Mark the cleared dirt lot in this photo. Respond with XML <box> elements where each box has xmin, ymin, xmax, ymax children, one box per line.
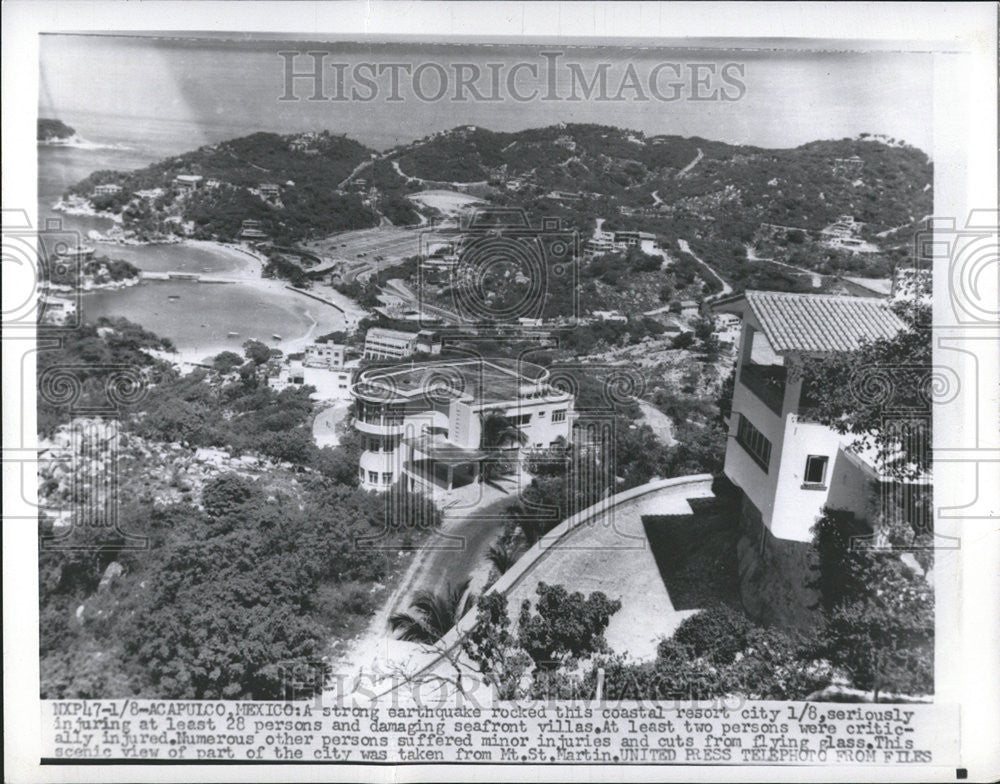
<box><xmin>303</xmin><ymin>226</ymin><xmax>424</xmax><ymax>266</ymax></box>
<box><xmin>407</xmin><ymin>189</ymin><xmax>484</xmax><ymax>216</ymax></box>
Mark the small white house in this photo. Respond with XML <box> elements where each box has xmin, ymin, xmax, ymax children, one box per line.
<box><xmin>173</xmin><ymin>174</ymin><xmax>203</xmax><ymax>190</ymax></box>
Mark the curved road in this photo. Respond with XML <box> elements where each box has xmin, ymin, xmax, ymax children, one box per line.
<box><xmin>677</xmin><ymin>238</ymin><xmax>732</xmax><ymax>301</ymax></box>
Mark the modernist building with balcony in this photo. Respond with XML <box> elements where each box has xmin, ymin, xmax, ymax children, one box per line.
<box><xmin>352</xmin><ymin>358</ymin><xmax>574</xmax><ymax>494</ymax></box>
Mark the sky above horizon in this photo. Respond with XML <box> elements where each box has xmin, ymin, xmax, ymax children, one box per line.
<box><xmin>39</xmin><ymin>34</ymin><xmax>934</xmax><ymax>155</ymax></box>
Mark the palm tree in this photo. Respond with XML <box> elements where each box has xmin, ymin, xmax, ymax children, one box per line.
<box><xmin>486</xmin><ymin>540</ymin><xmax>520</xmax><ymax>576</ymax></box>
<box><xmin>389</xmin><ymin>578</ymin><xmax>474</xmax><ymax>644</ymax></box>
<box><xmin>480</xmin><ymin>408</ymin><xmax>529</xmax><ymax>450</ymax></box>
<box><xmin>479</xmin><ymin>409</ymin><xmax>528</xmax><ymax>481</ymax></box>
<box><xmin>507</xmin><ymin>503</ymin><xmax>544</xmax><ymax>547</ymax></box>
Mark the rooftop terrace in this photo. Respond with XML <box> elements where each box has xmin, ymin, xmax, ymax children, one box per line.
<box><xmin>354</xmin><ymin>358</ymin><xmax>551</xmax><ymax>405</ymax></box>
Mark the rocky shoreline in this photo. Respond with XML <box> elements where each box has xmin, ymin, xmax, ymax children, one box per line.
<box><xmin>52</xmin><ymin>195</ymin><xmax>123</xmax><ymax>225</ymax></box>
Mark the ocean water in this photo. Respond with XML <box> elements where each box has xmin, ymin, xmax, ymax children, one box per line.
<box><xmin>83</xmin><ymin>280</ymin><xmax>325</xmax><ymax>357</ymax></box>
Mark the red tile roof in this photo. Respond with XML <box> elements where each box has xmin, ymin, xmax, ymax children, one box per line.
<box><xmin>742</xmin><ymin>291</ymin><xmax>905</xmax><ymax>353</ymax></box>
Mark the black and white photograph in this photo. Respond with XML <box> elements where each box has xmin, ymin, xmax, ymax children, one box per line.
<box><xmin>3</xmin><ymin>2</ymin><xmax>998</xmax><ymax>781</ymax></box>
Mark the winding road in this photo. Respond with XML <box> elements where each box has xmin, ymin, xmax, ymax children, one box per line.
<box><xmin>677</xmin><ymin>238</ymin><xmax>732</xmax><ymax>301</ymax></box>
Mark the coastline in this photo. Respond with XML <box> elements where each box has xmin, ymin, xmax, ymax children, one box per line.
<box><xmin>52</xmin><ymin>196</ymin><xmax>123</xmax><ymax>225</ymax></box>
<box><xmin>108</xmin><ymin>238</ymin><xmax>366</xmax><ymax>366</ymax></box>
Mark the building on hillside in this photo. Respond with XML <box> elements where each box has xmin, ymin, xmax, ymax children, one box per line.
<box><xmin>92</xmin><ymin>183</ymin><xmax>122</xmax><ymax>197</ymax></box>
<box><xmin>713</xmin><ymin>313</ymin><xmax>742</xmax><ymax>347</ymax></box>
<box><xmin>268</xmin><ymin>343</ymin><xmax>358</xmax><ymax>401</ymax></box>
<box><xmin>363</xmin><ymin>327</ymin><xmax>419</xmax><ymax>359</ymax></box>
<box><xmin>362</xmin><ymin>326</ymin><xmax>442</xmax><ymax>358</ymax></box>
<box><xmin>304</xmin><ymin>341</ymin><xmax>346</xmax><ymax>369</ymax></box>
<box><xmin>39</xmin><ymin>295</ymin><xmax>78</xmax><ymax>326</ymax></box>
<box><xmin>613</xmin><ymin>230</ymin><xmax>658</xmax><ymax>254</ymax></box>
<box><xmin>173</xmin><ymin>174</ymin><xmax>203</xmax><ymax>190</ymax></box>
<box><xmin>545</xmin><ymin>190</ymin><xmax>584</xmax><ymax>202</ymax></box>
<box><xmin>258</xmin><ymin>183</ymin><xmax>281</xmax><ymax>200</ymax></box>
<box><xmin>833</xmin><ymin>155</ymin><xmax>864</xmax><ymax>176</ymax></box>
<box><xmin>415</xmin><ymin>330</ymin><xmax>443</xmax><ymax>355</ymax></box>
<box><xmin>715</xmin><ymin>291</ymin><xmax>908</xmax><ymax>540</ymax></box>
<box><xmin>819</xmin><ymin>215</ymin><xmax>878</xmax><ymax>252</ymax></box>
<box><xmin>584</xmin><ymin>225</ymin><xmax>617</xmax><ymax>257</ymax></box>
<box><xmin>591</xmin><ymin>310</ymin><xmax>628</xmax><ymax>323</ymax></box>
<box><xmin>712</xmin><ymin>291</ymin><xmax>918</xmax><ymax>627</ymax></box>
<box><xmin>352</xmin><ymin>358</ymin><xmax>574</xmax><ymax>493</ymax></box>
<box><xmin>239</xmin><ymin>220</ymin><xmax>268</xmax><ymax>240</ymax></box>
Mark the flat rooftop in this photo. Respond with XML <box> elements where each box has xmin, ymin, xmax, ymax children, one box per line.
<box><xmin>355</xmin><ymin>358</ymin><xmax>550</xmax><ymax>405</ymax></box>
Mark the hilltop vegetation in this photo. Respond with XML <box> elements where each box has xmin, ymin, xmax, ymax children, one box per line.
<box><xmin>66</xmin><ymin>131</ymin><xmax>378</xmax><ymax>243</ymax></box>
<box><xmin>393</xmin><ymin>124</ymin><xmax>930</xmax><ymax>291</ymax></box>
<box><xmin>38</xmin><ymin>118</ymin><xmax>76</xmax><ymax>141</ymax></box>
<box><xmin>395</xmin><ymin>124</ymin><xmax>726</xmax><ymax>190</ymax></box>
<box><xmin>66</xmin><ymin>123</ymin><xmax>930</xmax><ymax>291</ymax></box>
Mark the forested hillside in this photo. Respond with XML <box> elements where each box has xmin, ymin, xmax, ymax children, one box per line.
<box><xmin>65</xmin><ymin>132</ymin><xmax>380</xmax><ymax>243</ymax></box>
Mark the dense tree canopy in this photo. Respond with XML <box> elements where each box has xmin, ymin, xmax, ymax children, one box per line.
<box><xmin>797</xmin><ymin>302</ymin><xmax>931</xmax><ymax>478</ymax></box>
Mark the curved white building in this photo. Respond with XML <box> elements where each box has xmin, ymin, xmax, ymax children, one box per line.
<box><xmin>353</xmin><ymin>358</ymin><xmax>574</xmax><ymax>493</ymax></box>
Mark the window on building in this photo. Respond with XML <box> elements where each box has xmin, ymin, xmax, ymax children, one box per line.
<box><xmin>736</xmin><ymin>414</ymin><xmax>772</xmax><ymax>472</ymax></box>
<box><xmin>509</xmin><ymin>413</ymin><xmax>532</xmax><ymax>426</ymax></box>
<box><xmin>537</xmin><ymin>410</ymin><xmax>547</xmax><ymax>417</ymax></box>
<box><xmin>382</xmin><ymin>472</ymin><xmax>393</xmax><ymax>485</ymax></box>
<box><xmin>368</xmin><ymin>470</ymin><xmax>378</xmax><ymax>484</ymax></box>
<box><xmin>359</xmin><ymin>466</ymin><xmax>365</xmax><ymax>481</ymax></box>
<box><xmin>803</xmin><ymin>455</ymin><xmax>829</xmax><ymax>487</ymax></box>
<box><xmin>551</xmin><ymin>409</ymin><xmax>567</xmax><ymax>423</ymax></box>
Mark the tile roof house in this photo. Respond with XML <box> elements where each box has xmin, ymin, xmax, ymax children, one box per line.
<box><xmin>712</xmin><ymin>291</ymin><xmax>913</xmax><ymax>627</ymax></box>
<box><xmin>713</xmin><ymin>291</ymin><xmax>916</xmax><ymax>541</ymax></box>
<box><xmin>730</xmin><ymin>290</ymin><xmax>904</xmax><ymax>353</ymax></box>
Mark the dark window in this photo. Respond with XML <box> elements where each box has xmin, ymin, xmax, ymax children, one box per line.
<box><xmin>804</xmin><ymin>455</ymin><xmax>829</xmax><ymax>486</ymax></box>
<box><xmin>551</xmin><ymin>409</ymin><xmax>567</xmax><ymax>423</ymax></box>
<box><xmin>736</xmin><ymin>414</ymin><xmax>772</xmax><ymax>472</ymax></box>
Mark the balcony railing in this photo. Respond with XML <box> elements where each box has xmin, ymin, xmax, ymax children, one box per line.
<box><xmin>358</xmin><ymin>413</ymin><xmax>405</xmax><ymax>426</ymax></box>
<box><xmin>739</xmin><ymin>363</ymin><xmax>787</xmax><ymax>416</ymax></box>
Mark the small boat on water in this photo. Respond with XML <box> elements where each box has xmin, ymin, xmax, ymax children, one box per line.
<box><xmin>227</xmin><ymin>331</ymin><xmax>240</xmax><ymax>338</ymax></box>
<box><xmin>167</xmin><ymin>294</ymin><xmax>181</xmax><ymax>301</ymax></box>
<box><xmin>271</xmin><ymin>334</ymin><xmax>282</xmax><ymax>340</ymax></box>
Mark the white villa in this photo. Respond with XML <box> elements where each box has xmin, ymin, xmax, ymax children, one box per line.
<box><xmin>715</xmin><ymin>291</ymin><xmax>907</xmax><ymax>541</ymax></box>
<box><xmin>268</xmin><ymin>342</ymin><xmax>358</xmax><ymax>402</ymax></box>
<box><xmin>352</xmin><ymin>358</ymin><xmax>574</xmax><ymax>493</ymax></box>
<box><xmin>713</xmin><ymin>291</ymin><xmax>916</xmax><ymax>626</ymax></box>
